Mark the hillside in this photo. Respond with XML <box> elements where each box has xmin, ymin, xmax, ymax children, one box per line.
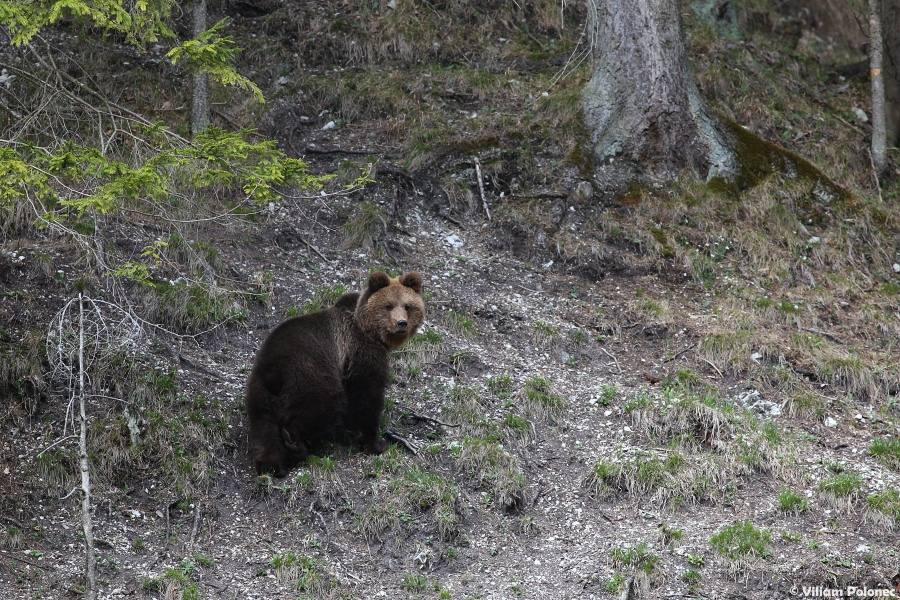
<box><xmin>1</xmin><ymin>1</ymin><xmax>898</xmax><ymax>599</ymax></box>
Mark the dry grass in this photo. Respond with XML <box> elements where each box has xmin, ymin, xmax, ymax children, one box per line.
<box><xmin>455</xmin><ymin>435</ymin><xmax>526</xmax><ymax>511</ymax></box>
<box><xmin>356</xmin><ymin>446</ymin><xmax>460</xmax><ymax>541</ymax></box>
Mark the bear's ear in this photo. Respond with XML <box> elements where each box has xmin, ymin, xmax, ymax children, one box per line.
<box><xmin>400</xmin><ymin>272</ymin><xmax>423</xmax><ymax>294</ymax></box>
<box><xmin>366</xmin><ymin>271</ymin><xmax>391</xmax><ymax>294</ymax></box>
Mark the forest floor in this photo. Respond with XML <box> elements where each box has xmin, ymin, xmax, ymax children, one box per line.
<box><xmin>1</xmin><ymin>2</ymin><xmax>899</xmax><ymax>599</ymax></box>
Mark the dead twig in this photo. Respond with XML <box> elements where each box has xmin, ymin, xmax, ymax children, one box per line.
<box><xmin>663</xmin><ymin>342</ymin><xmax>697</xmax><ymax>363</ymax></box>
<box><xmin>309</xmin><ymin>500</ymin><xmax>329</xmax><ymax>534</ymax></box>
<box><xmin>600</xmin><ymin>346</ymin><xmax>622</xmax><ymax>374</ymax></box>
<box><xmin>384</xmin><ymin>429</ymin><xmax>419</xmax><ymax>455</ymax></box>
<box><xmin>400</xmin><ymin>407</ymin><xmax>459</xmax><ymax>428</ymax></box>
<box><xmin>701</xmin><ymin>357</ymin><xmax>724</xmax><ymax>378</ymax></box>
<box><xmin>473</xmin><ymin>157</ymin><xmax>492</xmax><ymax>221</ymax></box>
<box><xmin>799</xmin><ymin>326</ymin><xmax>844</xmax><ymax>344</ymax></box>
<box><xmin>0</xmin><ymin>551</ymin><xmax>49</xmax><ymax>571</ymax></box>
<box><xmin>36</xmin><ymin>435</ymin><xmax>77</xmax><ymax>457</ymax></box>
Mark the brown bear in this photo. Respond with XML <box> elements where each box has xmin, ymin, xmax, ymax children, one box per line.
<box><xmin>245</xmin><ymin>271</ymin><xmax>425</xmax><ymax>476</ymax></box>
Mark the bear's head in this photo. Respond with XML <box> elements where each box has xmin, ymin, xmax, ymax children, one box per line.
<box><xmin>356</xmin><ymin>271</ymin><xmax>425</xmax><ymax>348</ymax></box>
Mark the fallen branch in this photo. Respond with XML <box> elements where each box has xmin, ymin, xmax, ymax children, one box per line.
<box><xmin>600</xmin><ymin>346</ymin><xmax>622</xmax><ymax>374</ymax></box>
<box><xmin>309</xmin><ymin>500</ymin><xmax>329</xmax><ymax>534</ymax></box>
<box><xmin>663</xmin><ymin>342</ymin><xmax>697</xmax><ymax>363</ymax></box>
<box><xmin>384</xmin><ymin>429</ymin><xmax>419</xmax><ymax>455</ymax></box>
<box><xmin>799</xmin><ymin>326</ymin><xmax>844</xmax><ymax>345</ymax></box>
<box><xmin>701</xmin><ymin>357</ymin><xmax>724</xmax><ymax>378</ymax></box>
<box><xmin>400</xmin><ymin>407</ymin><xmax>459</xmax><ymax>428</ymax></box>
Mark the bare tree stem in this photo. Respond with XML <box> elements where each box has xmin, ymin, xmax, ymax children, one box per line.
<box><xmin>870</xmin><ymin>0</ymin><xmax>887</xmax><ymax>174</ymax></box>
<box><xmin>78</xmin><ymin>293</ymin><xmax>97</xmax><ymax>600</ymax></box>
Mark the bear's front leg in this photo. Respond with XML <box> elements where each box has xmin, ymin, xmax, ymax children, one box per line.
<box><xmin>345</xmin><ymin>376</ymin><xmax>388</xmax><ymax>454</ymax></box>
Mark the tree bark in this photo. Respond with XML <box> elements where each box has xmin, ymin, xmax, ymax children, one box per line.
<box><xmin>191</xmin><ymin>0</ymin><xmax>210</xmax><ymax>135</ymax></box>
<box><xmin>882</xmin><ymin>0</ymin><xmax>900</xmax><ymax>149</ymax></box>
<box><xmin>870</xmin><ymin>0</ymin><xmax>888</xmax><ymax>174</ymax></box>
<box><xmin>582</xmin><ymin>0</ymin><xmax>735</xmax><ymax>181</ymax></box>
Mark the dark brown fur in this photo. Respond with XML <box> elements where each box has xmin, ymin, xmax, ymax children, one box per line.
<box><xmin>245</xmin><ymin>272</ymin><xmax>425</xmax><ymax>476</ymax></box>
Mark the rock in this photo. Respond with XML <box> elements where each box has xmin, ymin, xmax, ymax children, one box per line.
<box><xmin>572</xmin><ymin>181</ymin><xmax>593</xmax><ymax>203</ymax></box>
<box><xmin>852</xmin><ymin>107</ymin><xmax>868</xmax><ymax>123</ymax></box>
<box><xmin>824</xmin><ymin>416</ymin><xmax>838</xmax><ymax>428</ymax></box>
<box><xmin>893</xmin><ymin>263</ymin><xmax>900</xmax><ymax>273</ymax></box>
<box><xmin>807</xmin><ymin>236</ymin><xmax>821</xmax><ymax>245</ymax></box>
<box><xmin>735</xmin><ymin>389</ymin><xmax>781</xmax><ymax>417</ymax></box>
<box><xmin>321</xmin><ymin>120</ymin><xmax>336</xmax><ymax>130</ymax></box>
<box><xmin>444</xmin><ymin>233</ymin><xmax>464</xmax><ymax>249</ymax></box>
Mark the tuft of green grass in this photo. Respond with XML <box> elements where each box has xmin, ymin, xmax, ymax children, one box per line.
<box><xmin>604</xmin><ymin>573</ymin><xmax>625</xmax><ymax>593</ymax></box>
<box><xmin>659</xmin><ymin>523</ymin><xmax>684</xmax><ymax>546</ymax></box>
<box><xmin>400</xmin><ymin>573</ymin><xmax>428</xmax><ymax>592</ymax></box>
<box><xmin>504</xmin><ymin>413</ymin><xmax>533</xmax><ymax>439</ymax></box>
<box><xmin>357</xmin><ymin>460</ymin><xmax>459</xmax><ymax>541</ymax></box>
<box><xmin>446</xmin><ymin>309</ymin><xmax>476</xmax><ymax>337</ymax></box>
<box><xmin>523</xmin><ymin>376</ymin><xmax>566</xmax><ymax>421</ymax></box>
<box><xmin>818</xmin><ymin>471</ymin><xmax>863</xmax><ymax>511</ymax></box>
<box><xmin>270</xmin><ymin>552</ymin><xmax>334</xmax><ymax>594</ymax></box>
<box><xmin>777</xmin><ymin>488</ymin><xmax>809</xmax><ymax>514</ymax></box>
<box><xmin>343</xmin><ymin>200</ymin><xmax>385</xmax><ymax>249</ymax></box>
<box><xmin>456</xmin><ymin>436</ymin><xmax>526</xmax><ymax>511</ymax></box>
<box><xmin>686</xmin><ymin>553</ymin><xmax>705</xmax><ymax>568</ymax></box>
<box><xmin>598</xmin><ymin>384</ymin><xmax>617</xmax><ymax>407</ymax></box>
<box><xmin>586</xmin><ymin>458</ymin><xmax>622</xmax><ymax>498</ymax></box>
<box><xmin>610</xmin><ymin>542</ymin><xmax>659</xmax><ymax>575</ymax></box>
<box><xmin>301</xmin><ymin>284</ymin><xmax>347</xmax><ymax>315</ymax></box>
<box><xmin>864</xmin><ymin>489</ymin><xmax>899</xmax><ymax>529</ymax></box>
<box><xmin>784</xmin><ymin>391</ymin><xmax>825</xmax><ymax>418</ymax></box>
<box><xmin>532</xmin><ymin>320</ymin><xmax>559</xmax><ymax>339</ymax></box>
<box><xmin>709</xmin><ymin>521</ymin><xmax>771</xmax><ymax>564</ymax></box>
<box><xmin>623</xmin><ymin>391</ymin><xmax>652</xmax><ymax>414</ymax></box>
<box><xmin>487</xmin><ymin>374</ymin><xmax>515</xmax><ymax>401</ymax></box>
<box><xmin>682</xmin><ymin>568</ymin><xmax>702</xmax><ymax>586</ymax></box>
<box><xmin>147</xmin><ymin>281</ymin><xmax>245</xmax><ymax>332</ymax></box>
<box><xmin>868</xmin><ymin>438</ymin><xmax>900</xmax><ymax>469</ymax></box>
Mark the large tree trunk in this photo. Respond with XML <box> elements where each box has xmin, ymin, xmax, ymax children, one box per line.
<box><xmin>582</xmin><ymin>0</ymin><xmax>735</xmax><ymax>181</ymax></box>
<box><xmin>191</xmin><ymin>0</ymin><xmax>210</xmax><ymax>135</ymax></box>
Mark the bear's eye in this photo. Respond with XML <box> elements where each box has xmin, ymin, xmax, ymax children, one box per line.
<box><xmin>404</xmin><ymin>303</ymin><xmax>414</xmax><ymax>312</ymax></box>
<box><xmin>385</xmin><ymin>304</ymin><xmax>395</xmax><ymax>311</ymax></box>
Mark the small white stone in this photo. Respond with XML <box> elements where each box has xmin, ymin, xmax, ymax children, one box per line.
<box><xmin>824</xmin><ymin>416</ymin><xmax>838</xmax><ymax>428</ymax></box>
<box><xmin>321</xmin><ymin>120</ymin><xmax>336</xmax><ymax>130</ymax></box>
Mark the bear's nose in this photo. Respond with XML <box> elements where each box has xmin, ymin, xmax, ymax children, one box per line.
<box><xmin>397</xmin><ymin>320</ymin><xmax>408</xmax><ymax>330</ymax></box>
